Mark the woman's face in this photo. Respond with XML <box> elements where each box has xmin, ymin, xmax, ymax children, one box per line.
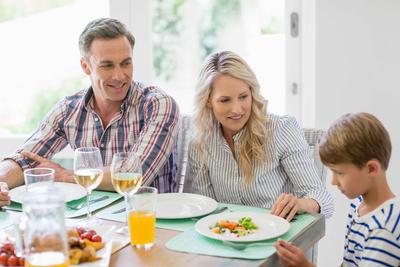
<box><xmin>208</xmin><ymin>74</ymin><xmax>252</xmax><ymax>137</ymax></box>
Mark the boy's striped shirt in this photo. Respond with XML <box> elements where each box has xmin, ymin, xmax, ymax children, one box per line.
<box><xmin>343</xmin><ymin>196</ymin><xmax>400</xmax><ymax>266</ymax></box>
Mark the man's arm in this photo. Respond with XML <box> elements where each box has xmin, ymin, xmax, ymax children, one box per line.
<box><xmin>0</xmin><ymin>159</ymin><xmax>23</xmax><ymax>206</ymax></box>
<box><xmin>21</xmin><ymin>152</ymin><xmax>115</xmax><ymax>191</ymax></box>
<box><xmin>132</xmin><ymin>93</ymin><xmax>179</xmax><ymax>186</ymax></box>
<box><xmin>0</xmin><ymin>159</ymin><xmax>24</xmax><ymax>189</ymax></box>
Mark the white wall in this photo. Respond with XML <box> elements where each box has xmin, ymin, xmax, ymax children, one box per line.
<box><xmin>304</xmin><ymin>1</ymin><xmax>400</xmax><ymax>266</ymax></box>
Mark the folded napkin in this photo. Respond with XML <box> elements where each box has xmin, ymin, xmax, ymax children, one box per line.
<box><xmin>3</xmin><ymin>191</ymin><xmax>122</xmax><ymax>218</ymax></box>
<box><xmin>166</xmin><ymin>212</ymin><xmax>316</xmax><ymax>260</ymax></box>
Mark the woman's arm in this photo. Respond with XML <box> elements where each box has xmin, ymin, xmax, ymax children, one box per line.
<box><xmin>187</xmin><ymin>143</ymin><xmax>216</xmax><ymax>199</ymax></box>
<box><xmin>274</xmin><ymin>116</ymin><xmax>334</xmax><ymax>218</ymax></box>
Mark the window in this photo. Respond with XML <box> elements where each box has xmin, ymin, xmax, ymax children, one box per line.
<box><xmin>150</xmin><ymin>0</ymin><xmax>286</xmax><ymax>115</ymax></box>
<box><xmin>0</xmin><ymin>0</ymin><xmax>109</xmax><ymax>136</ymax></box>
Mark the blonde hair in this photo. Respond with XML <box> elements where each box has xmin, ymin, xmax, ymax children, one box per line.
<box><xmin>192</xmin><ymin>51</ymin><xmax>268</xmax><ymax>182</ymax></box>
<box><xmin>319</xmin><ymin>112</ymin><xmax>391</xmax><ymax>170</ymax></box>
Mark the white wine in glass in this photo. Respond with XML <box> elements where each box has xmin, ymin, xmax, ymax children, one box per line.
<box><xmin>111</xmin><ymin>172</ymin><xmax>142</xmax><ymax>195</ymax></box>
<box><xmin>111</xmin><ymin>152</ymin><xmax>143</xmax><ymax>196</ymax></box>
<box><xmin>73</xmin><ymin>147</ymin><xmax>103</xmax><ymax>226</ymax></box>
<box><xmin>74</xmin><ymin>168</ymin><xmax>103</xmax><ymax>191</ymax></box>
<box><xmin>111</xmin><ymin>152</ymin><xmax>143</xmax><ymax>234</ymax></box>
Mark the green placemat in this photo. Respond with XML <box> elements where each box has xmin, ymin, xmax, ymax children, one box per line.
<box><xmin>0</xmin><ymin>211</ymin><xmax>13</xmax><ymax>230</ymax></box>
<box><xmin>97</xmin><ymin>201</ymin><xmax>216</xmax><ymax>231</ymax></box>
<box><xmin>65</xmin><ymin>190</ymin><xmax>122</xmax><ymax>218</ymax></box>
<box><xmin>157</xmin><ymin>203</ymin><xmax>268</xmax><ymax>231</ymax></box>
<box><xmin>96</xmin><ymin>202</ymin><xmax>241</xmax><ymax>231</ymax></box>
<box><xmin>3</xmin><ymin>191</ymin><xmax>122</xmax><ymax>218</ymax></box>
<box><xmin>96</xmin><ymin>200</ymin><xmax>126</xmax><ymax>222</ymax></box>
<box><xmin>165</xmin><ymin>212</ymin><xmax>316</xmax><ymax>260</ymax></box>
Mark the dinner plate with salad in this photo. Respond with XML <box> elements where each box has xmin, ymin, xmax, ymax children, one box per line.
<box><xmin>194</xmin><ymin>211</ymin><xmax>290</xmax><ymax>242</ymax></box>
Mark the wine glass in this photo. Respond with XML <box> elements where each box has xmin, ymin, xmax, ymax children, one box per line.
<box><xmin>111</xmin><ymin>152</ymin><xmax>143</xmax><ymax>234</ymax></box>
<box><xmin>73</xmin><ymin>147</ymin><xmax>103</xmax><ymax>226</ymax></box>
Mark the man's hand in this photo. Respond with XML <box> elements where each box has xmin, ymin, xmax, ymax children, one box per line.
<box><xmin>21</xmin><ymin>151</ymin><xmax>74</xmax><ymax>183</ymax></box>
<box><xmin>0</xmin><ymin>182</ymin><xmax>10</xmax><ymax>207</ymax></box>
<box><xmin>274</xmin><ymin>239</ymin><xmax>314</xmax><ymax>267</ymax></box>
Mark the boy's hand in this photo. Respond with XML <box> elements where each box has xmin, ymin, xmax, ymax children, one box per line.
<box><xmin>274</xmin><ymin>239</ymin><xmax>314</xmax><ymax>267</ymax></box>
<box><xmin>0</xmin><ymin>182</ymin><xmax>11</xmax><ymax>207</ymax></box>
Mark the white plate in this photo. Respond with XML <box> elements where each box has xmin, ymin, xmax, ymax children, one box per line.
<box><xmin>155</xmin><ymin>193</ymin><xmax>218</xmax><ymax>219</ymax></box>
<box><xmin>9</xmin><ymin>182</ymin><xmax>86</xmax><ymax>203</ymax></box>
<box><xmin>195</xmin><ymin>211</ymin><xmax>290</xmax><ymax>242</ymax></box>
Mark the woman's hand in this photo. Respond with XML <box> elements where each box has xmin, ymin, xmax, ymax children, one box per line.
<box><xmin>21</xmin><ymin>151</ymin><xmax>74</xmax><ymax>183</ymax></box>
<box><xmin>271</xmin><ymin>193</ymin><xmax>321</xmax><ymax>221</ymax></box>
<box><xmin>271</xmin><ymin>193</ymin><xmax>299</xmax><ymax>221</ymax></box>
<box><xmin>274</xmin><ymin>239</ymin><xmax>315</xmax><ymax>267</ymax></box>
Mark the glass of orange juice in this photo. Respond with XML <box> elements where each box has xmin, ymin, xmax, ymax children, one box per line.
<box><xmin>126</xmin><ymin>186</ymin><xmax>158</xmax><ymax>249</ymax></box>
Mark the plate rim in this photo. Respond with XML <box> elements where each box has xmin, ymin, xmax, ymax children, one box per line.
<box><xmin>9</xmin><ymin>182</ymin><xmax>86</xmax><ymax>203</ymax></box>
<box><xmin>155</xmin><ymin>193</ymin><xmax>218</xmax><ymax>219</ymax></box>
<box><xmin>194</xmin><ymin>211</ymin><xmax>290</xmax><ymax>242</ymax></box>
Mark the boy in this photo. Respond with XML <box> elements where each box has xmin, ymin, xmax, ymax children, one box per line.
<box><xmin>274</xmin><ymin>112</ymin><xmax>400</xmax><ymax>267</ymax></box>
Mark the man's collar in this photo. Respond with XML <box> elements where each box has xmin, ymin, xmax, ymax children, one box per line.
<box><xmin>82</xmin><ymin>82</ymin><xmax>134</xmax><ymax>112</ymax></box>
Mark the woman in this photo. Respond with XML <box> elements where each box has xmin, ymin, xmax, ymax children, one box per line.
<box><xmin>188</xmin><ymin>51</ymin><xmax>333</xmax><ymax>220</ymax></box>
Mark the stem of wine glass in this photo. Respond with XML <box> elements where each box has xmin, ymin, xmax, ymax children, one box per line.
<box><xmin>86</xmin><ymin>190</ymin><xmax>92</xmax><ymax>219</ymax></box>
<box><xmin>124</xmin><ymin>193</ymin><xmax>129</xmax><ymax>221</ymax></box>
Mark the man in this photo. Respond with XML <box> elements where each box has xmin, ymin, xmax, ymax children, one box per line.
<box><xmin>0</xmin><ymin>18</ymin><xmax>179</xmax><ymax>206</ymax></box>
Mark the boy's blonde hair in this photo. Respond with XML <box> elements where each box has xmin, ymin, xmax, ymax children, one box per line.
<box><xmin>192</xmin><ymin>51</ymin><xmax>268</xmax><ymax>182</ymax></box>
<box><xmin>319</xmin><ymin>112</ymin><xmax>391</xmax><ymax>170</ymax></box>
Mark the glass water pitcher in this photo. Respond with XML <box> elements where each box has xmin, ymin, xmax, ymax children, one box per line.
<box><xmin>15</xmin><ymin>188</ymin><xmax>69</xmax><ymax>267</ymax></box>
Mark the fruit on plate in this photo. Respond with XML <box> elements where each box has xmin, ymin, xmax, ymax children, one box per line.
<box><xmin>0</xmin><ymin>241</ymin><xmax>25</xmax><ymax>266</ymax></box>
<box><xmin>67</xmin><ymin>227</ymin><xmax>104</xmax><ymax>265</ymax></box>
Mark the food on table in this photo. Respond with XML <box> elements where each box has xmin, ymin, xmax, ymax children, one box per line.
<box><xmin>67</xmin><ymin>227</ymin><xmax>104</xmax><ymax>265</ymax></box>
<box><xmin>210</xmin><ymin>216</ymin><xmax>258</xmax><ymax>237</ymax></box>
<box><xmin>0</xmin><ymin>241</ymin><xmax>25</xmax><ymax>266</ymax></box>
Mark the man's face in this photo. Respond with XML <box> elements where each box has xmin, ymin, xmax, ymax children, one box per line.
<box><xmin>80</xmin><ymin>36</ymin><xmax>133</xmax><ymax>105</ymax></box>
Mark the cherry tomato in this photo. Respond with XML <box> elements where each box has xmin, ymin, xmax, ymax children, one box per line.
<box><xmin>7</xmin><ymin>255</ymin><xmax>18</xmax><ymax>266</ymax></box>
<box><xmin>81</xmin><ymin>232</ymin><xmax>93</xmax><ymax>240</ymax></box>
<box><xmin>0</xmin><ymin>253</ymin><xmax>8</xmax><ymax>266</ymax></box>
<box><xmin>76</xmin><ymin>227</ymin><xmax>85</xmax><ymax>235</ymax></box>
<box><xmin>88</xmin><ymin>230</ymin><xmax>97</xmax><ymax>236</ymax></box>
<box><xmin>18</xmin><ymin>256</ymin><xmax>25</xmax><ymax>266</ymax></box>
<box><xmin>91</xmin><ymin>235</ymin><xmax>102</xmax><ymax>242</ymax></box>
<box><xmin>3</xmin><ymin>242</ymin><xmax>14</xmax><ymax>252</ymax></box>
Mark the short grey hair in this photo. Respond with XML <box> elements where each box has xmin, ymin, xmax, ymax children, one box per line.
<box><xmin>79</xmin><ymin>18</ymin><xmax>135</xmax><ymax>57</ymax></box>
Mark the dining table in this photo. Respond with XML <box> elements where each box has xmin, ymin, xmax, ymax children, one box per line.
<box><xmin>1</xmin><ymin>191</ymin><xmax>325</xmax><ymax>267</ymax></box>
<box><xmin>107</xmin><ymin>213</ymin><xmax>324</xmax><ymax>267</ymax></box>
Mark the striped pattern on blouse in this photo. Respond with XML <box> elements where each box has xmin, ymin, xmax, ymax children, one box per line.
<box><xmin>188</xmin><ymin>114</ymin><xmax>334</xmax><ymax>217</ymax></box>
<box><xmin>5</xmin><ymin>81</ymin><xmax>180</xmax><ymax>193</ymax></box>
<box><xmin>343</xmin><ymin>196</ymin><xmax>400</xmax><ymax>267</ymax></box>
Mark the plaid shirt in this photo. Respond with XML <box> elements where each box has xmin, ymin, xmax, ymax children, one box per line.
<box><xmin>7</xmin><ymin>81</ymin><xmax>180</xmax><ymax>193</ymax></box>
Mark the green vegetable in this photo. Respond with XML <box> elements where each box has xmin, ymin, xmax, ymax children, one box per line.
<box><xmin>238</xmin><ymin>217</ymin><xmax>258</xmax><ymax>230</ymax></box>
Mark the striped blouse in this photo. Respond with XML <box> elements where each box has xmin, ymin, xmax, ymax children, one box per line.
<box><xmin>188</xmin><ymin>114</ymin><xmax>334</xmax><ymax>217</ymax></box>
<box><xmin>343</xmin><ymin>196</ymin><xmax>400</xmax><ymax>266</ymax></box>
<box><xmin>6</xmin><ymin>81</ymin><xmax>180</xmax><ymax>193</ymax></box>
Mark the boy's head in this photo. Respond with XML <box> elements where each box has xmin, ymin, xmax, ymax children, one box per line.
<box><xmin>319</xmin><ymin>112</ymin><xmax>391</xmax><ymax>170</ymax></box>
